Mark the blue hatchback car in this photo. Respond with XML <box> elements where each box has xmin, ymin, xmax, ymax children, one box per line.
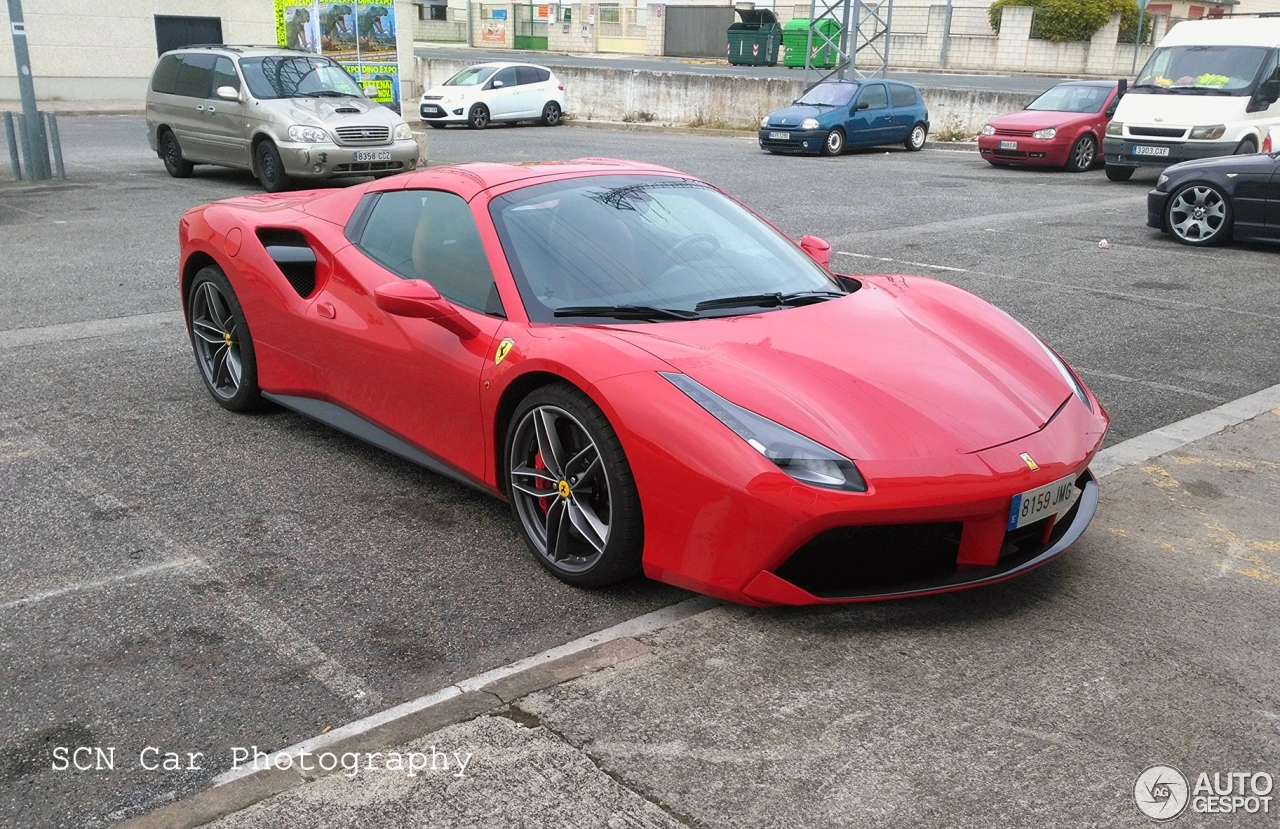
<box><xmin>759</xmin><ymin>79</ymin><xmax>930</xmax><ymax>156</ymax></box>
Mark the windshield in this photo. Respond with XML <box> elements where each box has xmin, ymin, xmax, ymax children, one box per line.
<box><xmin>797</xmin><ymin>83</ymin><xmax>858</xmax><ymax>107</ymax></box>
<box><xmin>489</xmin><ymin>176</ymin><xmax>847</xmax><ymax>323</ymax></box>
<box><xmin>1135</xmin><ymin>45</ymin><xmax>1270</xmax><ymax>94</ymax></box>
<box><xmin>444</xmin><ymin>66</ymin><xmax>497</xmax><ymax>87</ymax></box>
<box><xmin>1026</xmin><ymin>83</ymin><xmax>1111</xmax><ymax>113</ymax></box>
<box><xmin>240</xmin><ymin>56</ymin><xmax>363</xmax><ymax>99</ymax></box>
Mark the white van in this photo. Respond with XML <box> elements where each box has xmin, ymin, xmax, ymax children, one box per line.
<box><xmin>1103</xmin><ymin>18</ymin><xmax>1280</xmax><ymax>181</ymax></box>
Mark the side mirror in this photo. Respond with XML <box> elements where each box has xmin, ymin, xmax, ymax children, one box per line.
<box><xmin>1116</xmin><ymin>78</ymin><xmax>1127</xmax><ymax>98</ymax></box>
<box><xmin>800</xmin><ymin>235</ymin><xmax>831</xmax><ymax>268</ymax></box>
<box><xmin>492</xmin><ymin>79</ymin><xmax>504</xmax><ymax>88</ymax></box>
<box><xmin>1263</xmin><ymin>78</ymin><xmax>1280</xmax><ymax>104</ymax></box>
<box><xmin>374</xmin><ymin>279</ymin><xmax>479</xmax><ymax>339</ymax></box>
<box><xmin>855</xmin><ymin>100</ymin><xmax>870</xmax><ymax>111</ymax></box>
<box><xmin>215</xmin><ymin>85</ymin><xmax>240</xmax><ymax>101</ymax></box>
<box><xmin>364</xmin><ymin>85</ymin><xmax>379</xmax><ymax>99</ymax></box>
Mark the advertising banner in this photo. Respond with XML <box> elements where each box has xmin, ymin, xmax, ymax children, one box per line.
<box><xmin>273</xmin><ymin>0</ymin><xmax>401</xmax><ymax>109</ymax></box>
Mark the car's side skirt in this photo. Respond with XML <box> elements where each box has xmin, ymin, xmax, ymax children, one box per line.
<box><xmin>262</xmin><ymin>392</ymin><xmax>496</xmax><ymax>497</ymax></box>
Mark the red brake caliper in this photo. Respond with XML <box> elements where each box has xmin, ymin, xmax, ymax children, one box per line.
<box><xmin>534</xmin><ymin>451</ymin><xmax>551</xmax><ymax>516</ymax></box>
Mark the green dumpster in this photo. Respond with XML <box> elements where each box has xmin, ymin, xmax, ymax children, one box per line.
<box><xmin>782</xmin><ymin>17</ymin><xmax>841</xmax><ymax>69</ymax></box>
<box><xmin>727</xmin><ymin>9</ymin><xmax>781</xmax><ymax>67</ymax></box>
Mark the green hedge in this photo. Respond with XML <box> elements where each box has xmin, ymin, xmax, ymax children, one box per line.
<box><xmin>989</xmin><ymin>0</ymin><xmax>1153</xmax><ymax>44</ymax></box>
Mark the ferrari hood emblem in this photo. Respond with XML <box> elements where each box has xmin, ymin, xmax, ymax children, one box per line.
<box><xmin>494</xmin><ymin>338</ymin><xmax>515</xmax><ymax>365</ymax></box>
<box><xmin>1020</xmin><ymin>452</ymin><xmax>1039</xmax><ymax>471</ymax></box>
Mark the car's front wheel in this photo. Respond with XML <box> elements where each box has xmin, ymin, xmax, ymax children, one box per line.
<box><xmin>1166</xmin><ymin>182</ymin><xmax>1232</xmax><ymax>246</ymax></box>
<box><xmin>1105</xmin><ymin>164</ymin><xmax>1134</xmax><ymax>182</ymax></box>
<box><xmin>506</xmin><ymin>383</ymin><xmax>643</xmax><ymax>587</ymax></box>
<box><xmin>1065</xmin><ymin>133</ymin><xmax>1096</xmax><ymax>172</ymax></box>
<box><xmin>468</xmin><ymin>104</ymin><xmax>490</xmax><ymax>129</ymax></box>
<box><xmin>187</xmin><ymin>266</ymin><xmax>262</xmax><ymax>412</ymax></box>
<box><xmin>160</xmin><ymin>131</ymin><xmax>194</xmax><ymax>178</ymax></box>
<box><xmin>821</xmin><ymin>128</ymin><xmax>845</xmax><ymax>156</ymax></box>
<box><xmin>905</xmin><ymin>123</ymin><xmax>927</xmax><ymax>151</ymax></box>
<box><xmin>427</xmin><ymin>122</ymin><xmax>447</xmax><ymax>129</ymax></box>
<box><xmin>255</xmin><ymin>140</ymin><xmax>290</xmax><ymax>193</ymax></box>
<box><xmin>541</xmin><ymin>101</ymin><xmax>562</xmax><ymax>126</ymax></box>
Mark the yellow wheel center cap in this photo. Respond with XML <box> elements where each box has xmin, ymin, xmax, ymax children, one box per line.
<box><xmin>223</xmin><ymin>333</ymin><xmax>233</xmax><ymax>348</ymax></box>
<box><xmin>557</xmin><ymin>480</ymin><xmax>571</xmax><ymax>498</ymax></box>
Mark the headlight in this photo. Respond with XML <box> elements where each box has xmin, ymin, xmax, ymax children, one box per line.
<box><xmin>1106</xmin><ymin>121</ymin><xmax>1123</xmax><ymax>136</ymax></box>
<box><xmin>287</xmin><ymin>125</ymin><xmax>331</xmax><ymax>144</ymax></box>
<box><xmin>1032</xmin><ymin>127</ymin><xmax>1057</xmax><ymax>140</ymax></box>
<box><xmin>393</xmin><ymin>123</ymin><xmax>413</xmax><ymax>140</ymax></box>
<box><xmin>800</xmin><ymin>118</ymin><xmax>820</xmax><ymax>130</ymax></box>
<box><xmin>760</xmin><ymin>115</ymin><xmax>770</xmax><ymax>128</ymax></box>
<box><xmin>1157</xmin><ymin>172</ymin><xmax>1169</xmax><ymax>188</ymax></box>
<box><xmin>661</xmin><ymin>373</ymin><xmax>867</xmax><ymax>492</ymax></box>
<box><xmin>981</xmin><ymin>124</ymin><xmax>995</xmax><ymax>136</ymax></box>
<box><xmin>1189</xmin><ymin>124</ymin><xmax>1226</xmax><ymax>140</ymax></box>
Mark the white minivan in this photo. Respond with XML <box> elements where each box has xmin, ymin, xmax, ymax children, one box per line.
<box><xmin>1103</xmin><ymin>18</ymin><xmax>1280</xmax><ymax>181</ymax></box>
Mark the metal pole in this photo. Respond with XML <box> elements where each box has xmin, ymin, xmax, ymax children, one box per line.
<box><xmin>850</xmin><ymin>0</ymin><xmax>860</xmax><ymax>77</ymax></box>
<box><xmin>45</xmin><ymin>111</ymin><xmax>64</xmax><ymax>179</ymax></box>
<box><xmin>7</xmin><ymin>0</ymin><xmax>50</xmax><ymax>180</ymax></box>
<box><xmin>1131</xmin><ymin>7</ymin><xmax>1144</xmax><ymax>75</ymax></box>
<box><xmin>881</xmin><ymin>0</ymin><xmax>892</xmax><ymax>78</ymax></box>
<box><xmin>803</xmin><ymin>0</ymin><xmax>816</xmax><ymax>88</ymax></box>
<box><xmin>940</xmin><ymin>0</ymin><xmax>953</xmax><ymax>68</ymax></box>
<box><xmin>837</xmin><ymin>0</ymin><xmax>853</xmax><ymax>79</ymax></box>
<box><xmin>3</xmin><ymin>111</ymin><xmax>21</xmax><ymax>180</ymax></box>
<box><xmin>15</xmin><ymin>112</ymin><xmax>34</xmax><ymax>179</ymax></box>
<box><xmin>34</xmin><ymin>108</ymin><xmax>50</xmax><ymax>179</ymax></box>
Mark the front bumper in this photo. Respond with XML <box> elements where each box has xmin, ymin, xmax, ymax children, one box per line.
<box><xmin>1103</xmin><ymin>136</ymin><xmax>1238</xmax><ymax>169</ymax></box>
<box><xmin>420</xmin><ymin>101</ymin><xmax>469</xmax><ymax>123</ymax></box>
<box><xmin>758</xmin><ymin>128</ymin><xmax>828</xmax><ymax>154</ymax></box>
<box><xmin>1147</xmin><ymin>188</ymin><xmax>1172</xmax><ymax>229</ymax></box>
<box><xmin>278</xmin><ymin>138</ymin><xmax>419</xmax><ymax>179</ymax></box>
<box><xmin>977</xmin><ymin>135</ymin><xmax>1071</xmax><ymax>166</ymax></box>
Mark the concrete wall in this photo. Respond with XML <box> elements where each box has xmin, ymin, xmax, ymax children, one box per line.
<box><xmin>416</xmin><ymin>56</ymin><xmax>1036</xmax><ymax>134</ymax></box>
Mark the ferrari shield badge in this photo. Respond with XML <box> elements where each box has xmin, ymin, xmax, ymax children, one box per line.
<box><xmin>1020</xmin><ymin>452</ymin><xmax>1039</xmax><ymax>471</ymax></box>
<box><xmin>494</xmin><ymin>338</ymin><xmax>515</xmax><ymax>366</ymax></box>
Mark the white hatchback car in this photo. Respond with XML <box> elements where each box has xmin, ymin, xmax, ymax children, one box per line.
<box><xmin>419</xmin><ymin>62</ymin><xmax>566</xmax><ymax>129</ymax></box>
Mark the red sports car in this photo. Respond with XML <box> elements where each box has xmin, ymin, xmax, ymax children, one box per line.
<box><xmin>178</xmin><ymin>159</ymin><xmax>1108</xmax><ymax>606</ymax></box>
<box><xmin>979</xmin><ymin>80</ymin><xmax>1121</xmax><ymax>172</ymax></box>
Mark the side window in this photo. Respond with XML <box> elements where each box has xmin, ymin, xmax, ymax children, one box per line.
<box><xmin>151</xmin><ymin>54</ymin><xmax>181</xmax><ymax>94</ymax></box>
<box><xmin>491</xmin><ymin>67</ymin><xmax>518</xmax><ymax>88</ymax></box>
<box><xmin>890</xmin><ymin>84</ymin><xmax>916</xmax><ymax>108</ymax></box>
<box><xmin>174</xmin><ymin>53</ymin><xmax>215</xmax><ymax>99</ymax></box>
<box><xmin>857</xmin><ymin>83</ymin><xmax>888</xmax><ymax>110</ymax></box>
<box><xmin>516</xmin><ymin>66</ymin><xmax>540</xmax><ymax>86</ymax></box>
<box><xmin>212</xmin><ymin>57</ymin><xmax>240</xmax><ymax>93</ymax></box>
<box><xmin>535</xmin><ymin>68</ymin><xmax>551</xmax><ymax>83</ymax></box>
<box><xmin>359</xmin><ymin>190</ymin><xmax>499</xmax><ymax>314</ymax></box>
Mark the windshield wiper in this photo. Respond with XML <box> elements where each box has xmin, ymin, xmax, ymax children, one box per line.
<box><xmin>553</xmin><ymin>304</ymin><xmax>700</xmax><ymax>321</ymax></box>
<box><xmin>1130</xmin><ymin>83</ymin><xmax>1171</xmax><ymax>93</ymax></box>
<box><xmin>694</xmin><ymin>290</ymin><xmax>846</xmax><ymax>312</ymax></box>
<box><xmin>298</xmin><ymin>90</ymin><xmax>355</xmax><ymax>98</ymax></box>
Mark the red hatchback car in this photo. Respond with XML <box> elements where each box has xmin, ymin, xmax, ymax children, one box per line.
<box><xmin>979</xmin><ymin>80</ymin><xmax>1121</xmax><ymax>172</ymax></box>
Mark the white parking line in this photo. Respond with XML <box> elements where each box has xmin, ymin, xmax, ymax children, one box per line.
<box><xmin>0</xmin><ymin>311</ymin><xmax>183</xmax><ymax>350</ymax></box>
<box><xmin>1073</xmin><ymin>368</ymin><xmax>1226</xmax><ymax>404</ymax></box>
<box><xmin>0</xmin><ymin>558</ymin><xmax>201</xmax><ymax>611</ymax></box>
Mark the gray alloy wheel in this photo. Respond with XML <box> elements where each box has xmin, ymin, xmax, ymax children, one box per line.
<box><xmin>161</xmin><ymin>131</ymin><xmax>194</xmax><ymax>178</ymax></box>
<box><xmin>1066</xmin><ymin>133</ymin><xmax>1096</xmax><ymax>172</ymax></box>
<box><xmin>187</xmin><ymin>267</ymin><xmax>261</xmax><ymax>411</ymax></box>
<box><xmin>822</xmin><ymin>128</ymin><xmax>845</xmax><ymax>156</ymax></box>
<box><xmin>255</xmin><ymin>140</ymin><xmax>289</xmax><ymax>193</ymax></box>
<box><xmin>468</xmin><ymin>103</ymin><xmax>490</xmax><ymax>129</ymax></box>
<box><xmin>541</xmin><ymin>101</ymin><xmax>562</xmax><ymax>126</ymax></box>
<box><xmin>1166</xmin><ymin>183</ymin><xmax>1232</xmax><ymax>246</ymax></box>
<box><xmin>905</xmin><ymin>123</ymin><xmax>927</xmax><ymax>152</ymax></box>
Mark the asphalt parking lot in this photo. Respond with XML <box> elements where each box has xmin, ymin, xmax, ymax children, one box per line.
<box><xmin>1</xmin><ymin>116</ymin><xmax>1277</xmax><ymax>828</ymax></box>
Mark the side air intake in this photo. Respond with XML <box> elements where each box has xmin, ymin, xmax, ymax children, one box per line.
<box><xmin>256</xmin><ymin>228</ymin><xmax>317</xmax><ymax>298</ymax></box>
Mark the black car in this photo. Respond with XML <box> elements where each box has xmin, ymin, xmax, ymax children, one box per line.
<box><xmin>1147</xmin><ymin>151</ymin><xmax>1280</xmax><ymax>246</ymax></box>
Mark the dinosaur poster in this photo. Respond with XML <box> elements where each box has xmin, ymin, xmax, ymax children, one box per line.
<box><xmin>273</xmin><ymin>0</ymin><xmax>402</xmax><ymax>109</ymax></box>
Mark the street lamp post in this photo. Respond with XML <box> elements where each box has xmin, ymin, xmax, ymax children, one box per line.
<box><xmin>6</xmin><ymin>0</ymin><xmax>50</xmax><ymax>179</ymax></box>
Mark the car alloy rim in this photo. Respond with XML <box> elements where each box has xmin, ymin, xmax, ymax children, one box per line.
<box><xmin>190</xmin><ymin>281</ymin><xmax>243</xmax><ymax>399</ymax></box>
<box><xmin>509</xmin><ymin>405</ymin><xmax>611</xmax><ymax>573</ymax></box>
<box><xmin>546</xmin><ymin>103</ymin><xmax>559</xmax><ymax>124</ymax></box>
<box><xmin>472</xmin><ymin>108</ymin><xmax>487</xmax><ymax>127</ymax></box>
<box><xmin>1075</xmin><ymin>137</ymin><xmax>1093</xmax><ymax>168</ymax></box>
<box><xmin>1169</xmin><ymin>186</ymin><xmax>1226</xmax><ymax>241</ymax></box>
<box><xmin>912</xmin><ymin>126</ymin><xmax>925</xmax><ymax>147</ymax></box>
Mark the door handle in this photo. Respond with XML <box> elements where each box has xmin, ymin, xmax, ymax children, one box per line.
<box><xmin>196</xmin><ymin>105</ymin><xmax>204</xmax><ymax>112</ymax></box>
<box><xmin>317</xmin><ymin>302</ymin><xmax>336</xmax><ymax>319</ymax></box>
<box><xmin>206</xmin><ymin>106</ymin><xmax>216</xmax><ymax>114</ymax></box>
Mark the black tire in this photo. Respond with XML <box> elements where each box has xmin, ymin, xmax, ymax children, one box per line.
<box><xmin>255</xmin><ymin>140</ymin><xmax>290</xmax><ymax>193</ymax></box>
<box><xmin>186</xmin><ymin>266</ymin><xmax>262</xmax><ymax>412</ymax></box>
<box><xmin>1105</xmin><ymin>164</ymin><xmax>1134</xmax><ymax>182</ymax></box>
<box><xmin>821</xmin><ymin>128</ymin><xmax>845</xmax><ymax>156</ymax></box>
<box><xmin>905</xmin><ymin>122</ymin><xmax>927</xmax><ymax>152</ymax></box>
<box><xmin>1235</xmin><ymin>136</ymin><xmax>1258</xmax><ymax>155</ymax></box>
<box><xmin>1165</xmin><ymin>182</ymin><xmax>1233</xmax><ymax>247</ymax></box>
<box><xmin>505</xmin><ymin>382</ymin><xmax>643</xmax><ymax>587</ymax></box>
<box><xmin>540</xmin><ymin>101</ymin><xmax>562</xmax><ymax>126</ymax></box>
<box><xmin>160</xmin><ymin>131</ymin><xmax>194</xmax><ymax>178</ymax></box>
<box><xmin>1065</xmin><ymin>133</ymin><xmax>1097</xmax><ymax>172</ymax></box>
<box><xmin>427</xmin><ymin>121</ymin><xmax>447</xmax><ymax>129</ymax></box>
<box><xmin>468</xmin><ymin>104</ymin><xmax>490</xmax><ymax>130</ymax></box>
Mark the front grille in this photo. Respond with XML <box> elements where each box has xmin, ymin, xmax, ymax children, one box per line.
<box><xmin>423</xmin><ymin>95</ymin><xmax>443</xmax><ymax>100</ymax></box>
<box><xmin>333</xmin><ymin>125</ymin><xmax>391</xmax><ymax>146</ymax></box>
<box><xmin>995</xmin><ymin>127</ymin><xmax>1036</xmax><ymax>137</ymax></box>
<box><xmin>774</xmin><ymin>522</ymin><xmax>963</xmax><ymax>598</ymax></box>
<box><xmin>1130</xmin><ymin>126</ymin><xmax>1186</xmax><ymax>138</ymax></box>
<box><xmin>994</xmin><ymin>148</ymin><xmax>1029</xmax><ymax>158</ymax></box>
<box><xmin>332</xmin><ymin>160</ymin><xmax>406</xmax><ymax>173</ymax></box>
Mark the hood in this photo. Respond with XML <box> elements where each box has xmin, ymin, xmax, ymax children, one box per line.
<box><xmin>423</xmin><ymin>84</ymin><xmax>476</xmax><ymax>101</ymax></box>
<box><xmin>765</xmin><ymin>104</ymin><xmax>830</xmax><ymax>127</ymax></box>
<box><xmin>601</xmin><ymin>277</ymin><xmax>1072</xmax><ymax>461</ymax></box>
<box><xmin>989</xmin><ymin>108</ymin><xmax>1096</xmax><ymax>129</ymax></box>
<box><xmin>1114</xmin><ymin>90</ymin><xmax>1248</xmax><ymax>126</ymax></box>
<box><xmin>264</xmin><ymin>96</ymin><xmax>402</xmax><ymax>128</ymax></box>
<box><xmin>1165</xmin><ymin>149</ymin><xmax>1279</xmax><ymax>177</ymax></box>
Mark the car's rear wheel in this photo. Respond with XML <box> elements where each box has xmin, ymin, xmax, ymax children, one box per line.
<box><xmin>821</xmin><ymin>128</ymin><xmax>845</xmax><ymax>156</ymax></box>
<box><xmin>1105</xmin><ymin>164</ymin><xmax>1134</xmax><ymax>182</ymax></box>
<box><xmin>468</xmin><ymin>104</ymin><xmax>490</xmax><ymax>129</ymax></box>
<box><xmin>506</xmin><ymin>383</ymin><xmax>643</xmax><ymax>587</ymax></box>
<box><xmin>541</xmin><ymin>101</ymin><xmax>562</xmax><ymax>126</ymax></box>
<box><xmin>1065</xmin><ymin>133</ymin><xmax>1096</xmax><ymax>172</ymax></box>
<box><xmin>1235</xmin><ymin>136</ymin><xmax>1258</xmax><ymax>155</ymax></box>
<box><xmin>255</xmin><ymin>140</ymin><xmax>290</xmax><ymax>193</ymax></box>
<box><xmin>187</xmin><ymin>266</ymin><xmax>262</xmax><ymax>412</ymax></box>
<box><xmin>1166</xmin><ymin>182</ymin><xmax>1232</xmax><ymax>246</ymax></box>
<box><xmin>905</xmin><ymin>123</ymin><xmax>927</xmax><ymax>151</ymax></box>
<box><xmin>160</xmin><ymin>131</ymin><xmax>194</xmax><ymax>178</ymax></box>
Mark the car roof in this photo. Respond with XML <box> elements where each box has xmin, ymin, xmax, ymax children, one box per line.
<box><xmin>460</xmin><ymin>61</ymin><xmax>554</xmax><ymax>72</ymax></box>
<box><xmin>814</xmin><ymin>78</ymin><xmax>918</xmax><ymax>88</ymax></box>
<box><xmin>1052</xmin><ymin>79</ymin><xmax>1119</xmax><ymax>88</ymax></box>
<box><xmin>382</xmin><ymin>158</ymin><xmax>689</xmax><ymax>200</ymax></box>
<box><xmin>161</xmin><ymin>45</ymin><xmax>318</xmax><ymax>59</ymax></box>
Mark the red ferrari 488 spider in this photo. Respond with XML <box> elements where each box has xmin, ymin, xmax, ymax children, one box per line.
<box><xmin>178</xmin><ymin>159</ymin><xmax>1108</xmax><ymax>605</ymax></box>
